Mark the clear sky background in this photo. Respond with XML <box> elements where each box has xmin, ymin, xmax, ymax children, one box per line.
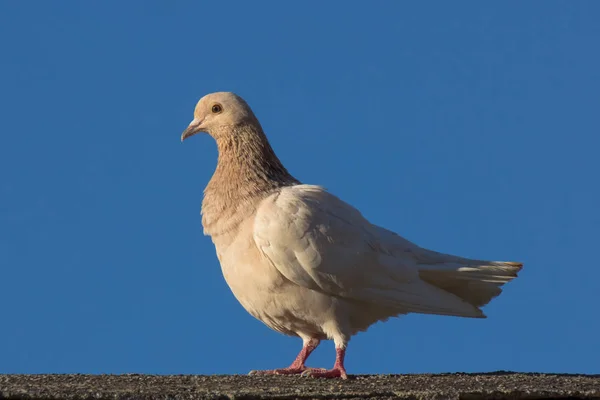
<box><xmin>1</xmin><ymin>1</ymin><xmax>599</xmax><ymax>376</ymax></box>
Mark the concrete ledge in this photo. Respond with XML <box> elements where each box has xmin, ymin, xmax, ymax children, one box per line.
<box><xmin>1</xmin><ymin>372</ymin><xmax>599</xmax><ymax>400</ymax></box>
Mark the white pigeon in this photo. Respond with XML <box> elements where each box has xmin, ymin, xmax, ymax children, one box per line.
<box><xmin>181</xmin><ymin>92</ymin><xmax>522</xmax><ymax>379</ymax></box>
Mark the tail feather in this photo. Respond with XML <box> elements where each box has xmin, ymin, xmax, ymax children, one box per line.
<box><xmin>418</xmin><ymin>260</ymin><xmax>522</xmax><ymax>308</ymax></box>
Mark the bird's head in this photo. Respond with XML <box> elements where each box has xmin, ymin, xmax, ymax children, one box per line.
<box><xmin>181</xmin><ymin>92</ymin><xmax>257</xmax><ymax>141</ymax></box>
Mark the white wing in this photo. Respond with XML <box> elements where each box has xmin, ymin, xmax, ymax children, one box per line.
<box><xmin>253</xmin><ymin>184</ymin><xmax>483</xmax><ymax>318</ymax></box>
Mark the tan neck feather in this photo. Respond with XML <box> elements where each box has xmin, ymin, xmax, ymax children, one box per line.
<box><xmin>201</xmin><ymin>123</ymin><xmax>298</xmax><ymax>237</ymax></box>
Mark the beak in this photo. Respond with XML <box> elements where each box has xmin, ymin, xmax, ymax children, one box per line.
<box><xmin>181</xmin><ymin>118</ymin><xmax>204</xmax><ymax>142</ymax></box>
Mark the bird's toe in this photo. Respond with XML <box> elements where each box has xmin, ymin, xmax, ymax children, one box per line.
<box><xmin>301</xmin><ymin>367</ymin><xmax>348</xmax><ymax>379</ymax></box>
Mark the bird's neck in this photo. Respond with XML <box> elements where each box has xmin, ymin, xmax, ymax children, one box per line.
<box><xmin>214</xmin><ymin>123</ymin><xmax>297</xmax><ymax>187</ymax></box>
<box><xmin>201</xmin><ymin>123</ymin><xmax>298</xmax><ymax>237</ymax></box>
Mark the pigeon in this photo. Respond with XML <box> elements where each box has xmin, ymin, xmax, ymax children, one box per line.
<box><xmin>181</xmin><ymin>92</ymin><xmax>522</xmax><ymax>379</ymax></box>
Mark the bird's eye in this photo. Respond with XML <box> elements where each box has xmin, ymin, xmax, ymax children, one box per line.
<box><xmin>212</xmin><ymin>104</ymin><xmax>223</xmax><ymax>114</ymax></box>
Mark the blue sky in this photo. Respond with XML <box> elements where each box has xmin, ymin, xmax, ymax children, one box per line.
<box><xmin>1</xmin><ymin>1</ymin><xmax>599</xmax><ymax>375</ymax></box>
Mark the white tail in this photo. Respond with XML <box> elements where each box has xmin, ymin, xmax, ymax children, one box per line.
<box><xmin>418</xmin><ymin>260</ymin><xmax>522</xmax><ymax>309</ymax></box>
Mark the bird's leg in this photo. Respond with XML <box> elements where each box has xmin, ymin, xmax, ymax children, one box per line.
<box><xmin>301</xmin><ymin>345</ymin><xmax>348</xmax><ymax>379</ymax></box>
<box><xmin>249</xmin><ymin>338</ymin><xmax>323</xmax><ymax>376</ymax></box>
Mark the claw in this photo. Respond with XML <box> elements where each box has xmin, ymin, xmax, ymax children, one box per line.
<box><xmin>249</xmin><ymin>367</ymin><xmax>312</xmax><ymax>376</ymax></box>
<box><xmin>300</xmin><ymin>368</ymin><xmax>328</xmax><ymax>376</ymax></box>
<box><xmin>301</xmin><ymin>366</ymin><xmax>348</xmax><ymax>379</ymax></box>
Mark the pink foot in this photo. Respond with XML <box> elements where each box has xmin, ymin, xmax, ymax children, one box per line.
<box><xmin>301</xmin><ymin>346</ymin><xmax>348</xmax><ymax>379</ymax></box>
<box><xmin>248</xmin><ymin>338</ymin><xmax>323</xmax><ymax>376</ymax></box>
<box><xmin>301</xmin><ymin>366</ymin><xmax>348</xmax><ymax>379</ymax></box>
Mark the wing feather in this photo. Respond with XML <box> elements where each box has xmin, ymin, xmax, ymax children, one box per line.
<box><xmin>253</xmin><ymin>185</ymin><xmax>483</xmax><ymax>318</ymax></box>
